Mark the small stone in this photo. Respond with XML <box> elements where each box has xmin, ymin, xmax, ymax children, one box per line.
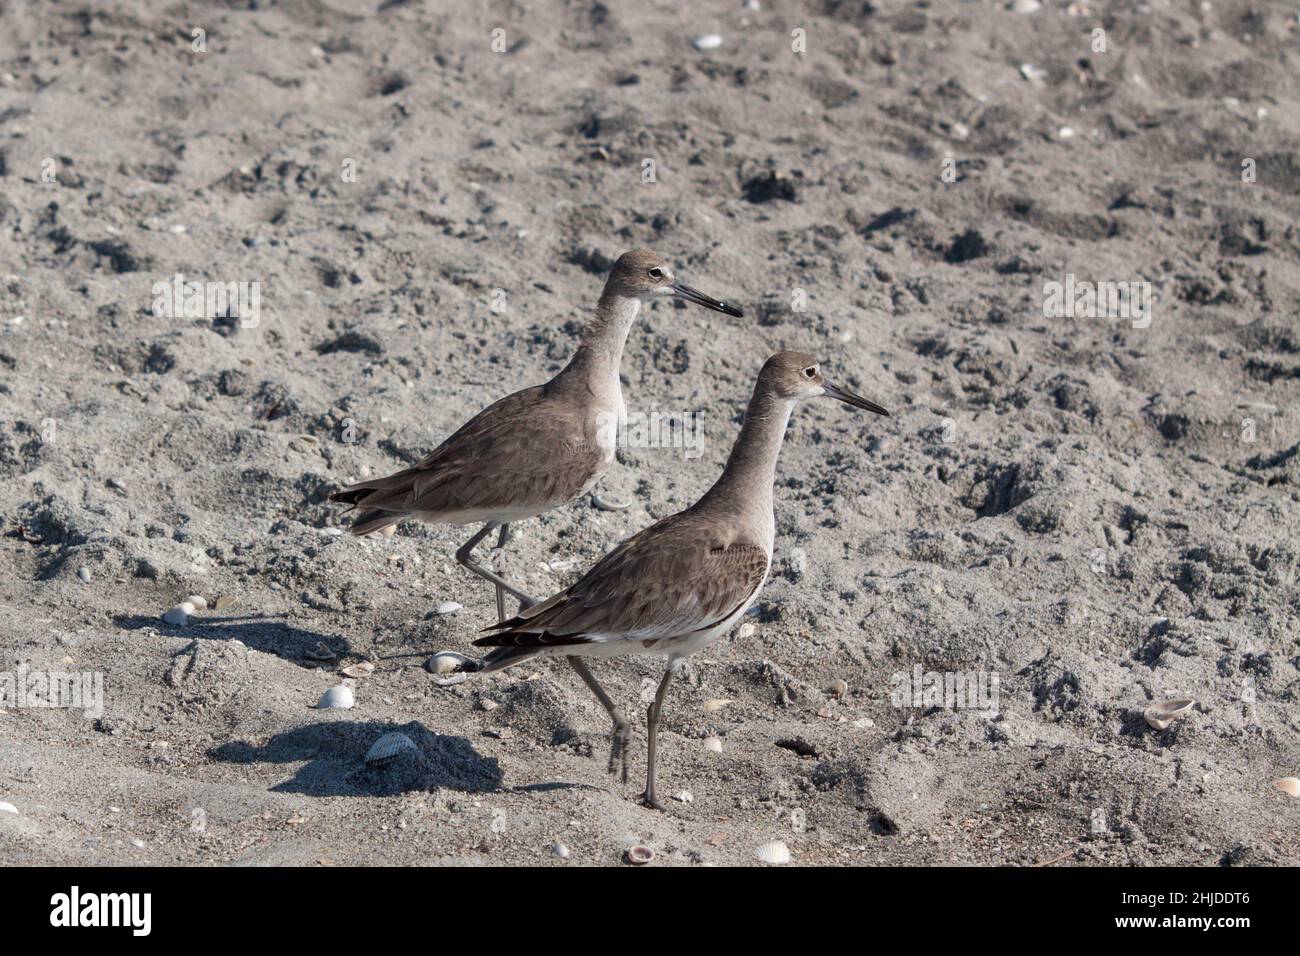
<box><xmin>693</xmin><ymin>34</ymin><xmax>723</xmax><ymax>51</ymax></box>
<box><xmin>829</xmin><ymin>679</ymin><xmax>848</xmax><ymax>699</ymax></box>
<box><xmin>478</xmin><ymin>698</ymin><xmax>498</xmax><ymax>712</ymax></box>
<box><xmin>1010</xmin><ymin>0</ymin><xmax>1041</xmax><ymax>12</ymax></box>
<box><xmin>552</xmin><ymin>842</ymin><xmax>570</xmax><ymax>859</ymax></box>
<box><xmin>0</xmin><ymin>801</ymin><xmax>17</xmax><ymax>814</ymax></box>
<box><xmin>77</xmin><ymin>567</ymin><xmax>91</xmax><ymax>583</ymax></box>
<box><xmin>673</xmin><ymin>790</ymin><xmax>693</xmax><ymax>803</ymax></box>
<box><xmin>737</xmin><ymin>622</ymin><xmax>757</xmax><ymax>641</ymax></box>
<box><xmin>161</xmin><ymin>604</ymin><xmax>191</xmax><ymax>626</ymax></box>
<box><xmin>186</xmin><ymin>594</ymin><xmax>207</xmax><ymax>611</ymax></box>
<box><xmin>703</xmin><ymin>736</ymin><xmax>723</xmax><ymax>753</ymax></box>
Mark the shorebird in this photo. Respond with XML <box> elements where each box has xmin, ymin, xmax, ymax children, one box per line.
<box><xmin>469</xmin><ymin>351</ymin><xmax>889</xmax><ymax>809</ymax></box>
<box><xmin>329</xmin><ymin>250</ymin><xmax>742</xmax><ymax>625</ymax></box>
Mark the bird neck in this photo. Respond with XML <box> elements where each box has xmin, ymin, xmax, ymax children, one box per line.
<box><xmin>562</xmin><ymin>292</ymin><xmax>640</xmax><ymax>398</ymax></box>
<box><xmin>698</xmin><ymin>384</ymin><xmax>794</xmax><ymax>534</ymax></box>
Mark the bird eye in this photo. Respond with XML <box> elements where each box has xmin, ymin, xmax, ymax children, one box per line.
<box><xmin>647</xmin><ymin>268</ymin><xmax>664</xmax><ymax>280</ymax></box>
<box><xmin>804</xmin><ymin>366</ymin><xmax>817</xmax><ymax>378</ymax></box>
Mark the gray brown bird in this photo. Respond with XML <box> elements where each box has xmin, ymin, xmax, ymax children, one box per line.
<box><xmin>471</xmin><ymin>351</ymin><xmax>888</xmax><ymax>810</ymax></box>
<box><xmin>329</xmin><ymin>250</ymin><xmax>742</xmax><ymax>631</ymax></box>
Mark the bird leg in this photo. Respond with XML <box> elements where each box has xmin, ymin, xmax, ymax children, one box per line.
<box><xmin>455</xmin><ymin>522</ymin><xmax>534</xmax><ymax>622</ymax></box>
<box><xmin>567</xmin><ymin>657</ymin><xmax>631</xmax><ymax>783</ymax></box>
<box><xmin>642</xmin><ymin>667</ymin><xmax>675</xmax><ymax>811</ymax></box>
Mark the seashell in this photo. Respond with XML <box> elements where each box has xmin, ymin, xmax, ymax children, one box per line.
<box><xmin>186</xmin><ymin>595</ymin><xmax>207</xmax><ymax>611</ymax></box>
<box><xmin>693</xmin><ymin>33</ymin><xmax>723</xmax><ymax>51</ymax></box>
<box><xmin>829</xmin><ymin>679</ymin><xmax>848</xmax><ymax>699</ymax></box>
<box><xmin>592</xmin><ymin>494</ymin><xmax>630</xmax><ymax>512</ymax></box>
<box><xmin>214</xmin><ymin>595</ymin><xmax>237</xmax><ymax>611</ymax></box>
<box><xmin>0</xmin><ymin>801</ymin><xmax>17</xmax><ymax>814</ymax></box>
<box><xmin>703</xmin><ymin>736</ymin><xmax>723</xmax><ymax>753</ymax></box>
<box><xmin>435</xmin><ymin>601</ymin><xmax>462</xmax><ymax>615</ymax></box>
<box><xmin>1274</xmin><ymin>777</ymin><xmax>1300</xmax><ymax>797</ymax></box>
<box><xmin>755</xmin><ymin>840</ymin><xmax>791</xmax><ymax>864</ymax></box>
<box><xmin>364</xmin><ymin>732</ymin><xmax>416</xmax><ymax>767</ymax></box>
<box><xmin>702</xmin><ymin>698</ymin><xmax>733</xmax><ymax>713</ymax></box>
<box><xmin>316</xmin><ymin>685</ymin><xmax>355</xmax><ymax>709</ymax></box>
<box><xmin>1144</xmin><ymin>698</ymin><xmax>1194</xmax><ymax>731</ymax></box>
<box><xmin>673</xmin><ymin>790</ymin><xmax>693</xmax><ymax>803</ymax></box>
<box><xmin>380</xmin><ymin>524</ymin><xmax>396</xmax><ymax>537</ymax></box>
<box><xmin>552</xmin><ymin>842</ymin><xmax>570</xmax><ymax>859</ymax></box>
<box><xmin>161</xmin><ymin>604</ymin><xmax>191</xmax><ymax>626</ymax></box>
<box><xmin>427</xmin><ymin>651</ymin><xmax>472</xmax><ymax>675</ymax></box>
<box><xmin>431</xmin><ymin>674</ymin><xmax>468</xmax><ymax>688</ymax></box>
<box><xmin>736</xmin><ymin>622</ymin><xmax>757</xmax><ymax>641</ymax></box>
<box><xmin>1009</xmin><ymin>0</ymin><xmax>1041</xmax><ymax>12</ymax></box>
<box><xmin>1019</xmin><ymin>63</ymin><xmax>1047</xmax><ymax>86</ymax></box>
<box><xmin>77</xmin><ymin>567</ymin><xmax>91</xmax><ymax>583</ymax></box>
<box><xmin>625</xmin><ymin>845</ymin><xmax>655</xmax><ymax>865</ymax></box>
<box><xmin>341</xmin><ymin>662</ymin><xmax>374</xmax><ymax>679</ymax></box>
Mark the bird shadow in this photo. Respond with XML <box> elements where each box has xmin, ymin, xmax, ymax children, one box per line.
<box><xmin>113</xmin><ymin>612</ymin><xmax>353</xmax><ymax>664</ymax></box>
<box><xmin>210</xmin><ymin>719</ymin><xmax>504</xmax><ymax>797</ymax></box>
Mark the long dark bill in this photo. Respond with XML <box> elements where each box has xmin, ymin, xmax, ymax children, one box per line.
<box><xmin>672</xmin><ymin>282</ymin><xmax>743</xmax><ymax>318</ymax></box>
<box><xmin>824</xmin><ymin>381</ymin><xmax>889</xmax><ymax>416</ymax></box>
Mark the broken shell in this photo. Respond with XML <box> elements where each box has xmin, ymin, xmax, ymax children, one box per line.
<box><xmin>736</xmin><ymin>622</ymin><xmax>757</xmax><ymax>641</ymax></box>
<box><xmin>316</xmin><ymin>685</ymin><xmax>355</xmax><ymax>710</ymax></box>
<box><xmin>829</xmin><ymin>679</ymin><xmax>848</xmax><ymax>699</ymax></box>
<box><xmin>702</xmin><ymin>698</ymin><xmax>733</xmax><ymax>713</ymax></box>
<box><xmin>1274</xmin><ymin>777</ymin><xmax>1300</xmax><ymax>797</ymax></box>
<box><xmin>214</xmin><ymin>595</ymin><xmax>237</xmax><ymax>610</ymax></box>
<box><xmin>755</xmin><ymin>840</ymin><xmax>791</xmax><ymax>864</ymax></box>
<box><xmin>341</xmin><ymin>662</ymin><xmax>374</xmax><ymax>679</ymax></box>
<box><xmin>625</xmin><ymin>845</ymin><xmax>655</xmax><ymax>865</ymax></box>
<box><xmin>693</xmin><ymin>33</ymin><xmax>723</xmax><ymax>51</ymax></box>
<box><xmin>186</xmin><ymin>595</ymin><xmax>208</xmax><ymax>611</ymax></box>
<box><xmin>364</xmin><ymin>732</ymin><xmax>417</xmax><ymax>767</ymax></box>
<box><xmin>161</xmin><ymin>603</ymin><xmax>192</xmax><ymax>626</ymax></box>
<box><xmin>703</xmin><ymin>736</ymin><xmax>723</xmax><ymax>753</ymax></box>
<box><xmin>552</xmin><ymin>842</ymin><xmax>570</xmax><ymax>859</ymax></box>
<box><xmin>592</xmin><ymin>494</ymin><xmax>630</xmax><ymax>512</ymax></box>
<box><xmin>435</xmin><ymin>601</ymin><xmax>462</xmax><ymax>615</ymax></box>
<box><xmin>1143</xmin><ymin>698</ymin><xmax>1194</xmax><ymax>731</ymax></box>
<box><xmin>428</xmin><ymin>651</ymin><xmax>472</xmax><ymax>675</ymax></box>
<box><xmin>673</xmin><ymin>790</ymin><xmax>693</xmax><ymax>803</ymax></box>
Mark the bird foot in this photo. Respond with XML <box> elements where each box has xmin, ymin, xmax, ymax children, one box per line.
<box><xmin>640</xmin><ymin>791</ymin><xmax>668</xmax><ymax>813</ymax></box>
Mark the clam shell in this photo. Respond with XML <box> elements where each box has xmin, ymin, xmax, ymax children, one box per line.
<box><xmin>703</xmin><ymin>736</ymin><xmax>723</xmax><ymax>753</ymax></box>
<box><xmin>341</xmin><ymin>662</ymin><xmax>374</xmax><ymax>679</ymax></box>
<box><xmin>0</xmin><ymin>801</ymin><xmax>17</xmax><ymax>815</ymax></box>
<box><xmin>1274</xmin><ymin>777</ymin><xmax>1300</xmax><ymax>797</ymax></box>
<box><xmin>161</xmin><ymin>604</ymin><xmax>190</xmax><ymax>626</ymax></box>
<box><xmin>428</xmin><ymin>651</ymin><xmax>471</xmax><ymax>675</ymax></box>
<box><xmin>1143</xmin><ymin>698</ymin><xmax>1194</xmax><ymax>731</ymax></box>
<box><xmin>552</xmin><ymin>843</ymin><xmax>570</xmax><ymax>859</ymax></box>
<box><xmin>625</xmin><ymin>845</ymin><xmax>655</xmax><ymax>865</ymax></box>
<box><xmin>364</xmin><ymin>732</ymin><xmax>416</xmax><ymax>767</ymax></box>
<box><xmin>435</xmin><ymin>601</ymin><xmax>462</xmax><ymax>615</ymax></box>
<box><xmin>316</xmin><ymin>685</ymin><xmax>355</xmax><ymax>709</ymax></box>
<box><xmin>755</xmin><ymin>840</ymin><xmax>791</xmax><ymax>865</ymax></box>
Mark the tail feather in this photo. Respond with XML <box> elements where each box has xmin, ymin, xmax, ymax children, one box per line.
<box><xmin>347</xmin><ymin>510</ymin><xmax>403</xmax><ymax>536</ymax></box>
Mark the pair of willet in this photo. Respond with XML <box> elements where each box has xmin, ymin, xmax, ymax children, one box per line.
<box><xmin>331</xmin><ymin>251</ymin><xmax>888</xmax><ymax>810</ymax></box>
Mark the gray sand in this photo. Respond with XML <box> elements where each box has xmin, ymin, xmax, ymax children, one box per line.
<box><xmin>1</xmin><ymin>0</ymin><xmax>1298</xmax><ymax>865</ymax></box>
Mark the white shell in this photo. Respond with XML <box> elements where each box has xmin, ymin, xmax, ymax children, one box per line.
<box><xmin>1274</xmin><ymin>777</ymin><xmax>1300</xmax><ymax>797</ymax></box>
<box><xmin>161</xmin><ymin>604</ymin><xmax>190</xmax><ymax>626</ymax></box>
<box><xmin>0</xmin><ymin>801</ymin><xmax>17</xmax><ymax>814</ymax></box>
<box><xmin>693</xmin><ymin>33</ymin><xmax>723</xmax><ymax>50</ymax></box>
<box><xmin>673</xmin><ymin>790</ymin><xmax>693</xmax><ymax>803</ymax></box>
<box><xmin>317</xmin><ymin>685</ymin><xmax>355</xmax><ymax>709</ymax></box>
<box><xmin>77</xmin><ymin>567</ymin><xmax>91</xmax><ymax>583</ymax></box>
<box><xmin>702</xmin><ymin>698</ymin><xmax>732</xmax><ymax>713</ymax></box>
<box><xmin>625</xmin><ymin>845</ymin><xmax>655</xmax><ymax>865</ymax></box>
<box><xmin>1144</xmin><ymin>698</ymin><xmax>1194</xmax><ymax>731</ymax></box>
<box><xmin>341</xmin><ymin>662</ymin><xmax>374</xmax><ymax>679</ymax></box>
<box><xmin>1010</xmin><ymin>0</ymin><xmax>1041</xmax><ymax>12</ymax></box>
<box><xmin>186</xmin><ymin>595</ymin><xmax>208</xmax><ymax>611</ymax></box>
<box><xmin>592</xmin><ymin>494</ymin><xmax>630</xmax><ymax>512</ymax></box>
<box><xmin>552</xmin><ymin>842</ymin><xmax>570</xmax><ymax>859</ymax></box>
<box><xmin>755</xmin><ymin>840</ymin><xmax>791</xmax><ymax>864</ymax></box>
<box><xmin>364</xmin><ymin>732</ymin><xmax>416</xmax><ymax>767</ymax></box>
<box><xmin>428</xmin><ymin>651</ymin><xmax>471</xmax><ymax>675</ymax></box>
<box><xmin>703</xmin><ymin>736</ymin><xmax>723</xmax><ymax>753</ymax></box>
<box><xmin>435</xmin><ymin>601</ymin><xmax>462</xmax><ymax>615</ymax></box>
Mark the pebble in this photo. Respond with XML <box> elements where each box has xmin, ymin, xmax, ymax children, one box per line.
<box><xmin>1019</xmin><ymin>63</ymin><xmax>1047</xmax><ymax>86</ymax></box>
<box><xmin>852</xmin><ymin>717</ymin><xmax>875</xmax><ymax>729</ymax></box>
<box><xmin>341</xmin><ymin>662</ymin><xmax>374</xmax><ymax>678</ymax></box>
<box><xmin>1010</xmin><ymin>0</ymin><xmax>1041</xmax><ymax>11</ymax></box>
<box><xmin>829</xmin><ymin>679</ymin><xmax>848</xmax><ymax>699</ymax></box>
<box><xmin>703</xmin><ymin>698</ymin><xmax>733</xmax><ymax>712</ymax></box>
<box><xmin>693</xmin><ymin>34</ymin><xmax>723</xmax><ymax>51</ymax></box>
<box><xmin>435</xmin><ymin>601</ymin><xmax>462</xmax><ymax>615</ymax></box>
<box><xmin>1058</xmin><ymin>126</ymin><xmax>1075</xmax><ymax>140</ymax></box>
<box><xmin>477</xmin><ymin>698</ymin><xmax>499</xmax><ymax>712</ymax></box>
<box><xmin>186</xmin><ymin>595</ymin><xmax>207</xmax><ymax>611</ymax></box>
<box><xmin>552</xmin><ymin>842</ymin><xmax>570</xmax><ymax>859</ymax></box>
<box><xmin>673</xmin><ymin>790</ymin><xmax>693</xmax><ymax>803</ymax></box>
<box><xmin>77</xmin><ymin>567</ymin><xmax>91</xmax><ymax>583</ymax></box>
<box><xmin>316</xmin><ymin>685</ymin><xmax>355</xmax><ymax>709</ymax></box>
<box><xmin>703</xmin><ymin>736</ymin><xmax>723</xmax><ymax>753</ymax></box>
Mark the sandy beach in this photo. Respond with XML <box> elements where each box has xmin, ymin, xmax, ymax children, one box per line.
<box><xmin>0</xmin><ymin>0</ymin><xmax>1298</xmax><ymax>866</ymax></box>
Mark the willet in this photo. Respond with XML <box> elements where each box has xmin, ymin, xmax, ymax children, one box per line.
<box><xmin>470</xmin><ymin>351</ymin><xmax>888</xmax><ymax>809</ymax></box>
<box><xmin>329</xmin><ymin>250</ymin><xmax>742</xmax><ymax>622</ymax></box>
